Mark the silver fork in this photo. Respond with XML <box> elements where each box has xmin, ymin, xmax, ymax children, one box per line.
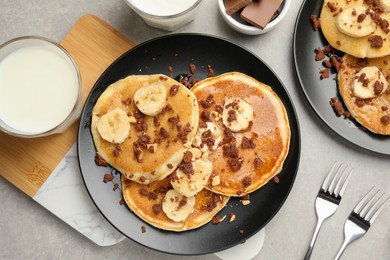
<box><xmin>304</xmin><ymin>163</ymin><xmax>353</xmax><ymax>260</ymax></box>
<box><xmin>334</xmin><ymin>187</ymin><xmax>389</xmax><ymax>260</ymax></box>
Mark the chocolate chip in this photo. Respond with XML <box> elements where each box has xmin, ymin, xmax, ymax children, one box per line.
<box><xmin>170</xmin><ymin>85</ymin><xmax>179</xmax><ymax>95</ymax></box>
<box><xmin>183</xmin><ymin>150</ymin><xmax>193</xmax><ymax>163</ymax></box>
<box><xmin>381</xmin><ymin>115</ymin><xmax>390</xmax><ymax>125</ymax></box>
<box><xmin>103</xmin><ymin>173</ymin><xmax>114</xmax><ymax>183</ymax></box>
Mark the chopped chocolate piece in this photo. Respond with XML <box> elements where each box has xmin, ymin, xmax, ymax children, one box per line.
<box><xmin>141</xmin><ymin>226</ymin><xmax>146</xmax><ymax>233</ymax></box>
<box><xmin>170</xmin><ymin>84</ymin><xmax>180</xmax><ymax>95</ymax></box>
<box><xmin>207</xmin><ymin>65</ymin><xmax>214</xmax><ymax>77</ymax></box>
<box><xmin>272</xmin><ymin>176</ymin><xmax>280</xmax><ymax>184</ymax></box>
<box><xmin>153</xmin><ymin>116</ymin><xmax>160</xmax><ymax>127</ymax></box>
<box><xmin>189</xmin><ymin>63</ymin><xmax>197</xmax><ymax>74</ymax></box>
<box><xmin>183</xmin><ymin>150</ymin><xmax>193</xmax><ymax>163</ymax></box>
<box><xmin>134</xmin><ymin>148</ymin><xmax>143</xmax><ymax>163</ymax></box>
<box><xmin>113</xmin><ymin>183</ymin><xmax>119</xmax><ymax>191</ymax></box>
<box><xmin>381</xmin><ymin>115</ymin><xmax>390</xmax><ymax>125</ymax></box>
<box><xmin>160</xmin><ymin>127</ymin><xmax>170</xmax><ymax>139</ymax></box>
<box><xmin>212</xmin><ymin>215</ymin><xmax>222</xmax><ymax>224</ymax></box>
<box><xmin>254</xmin><ymin>157</ymin><xmax>262</xmax><ymax>169</ymax></box>
<box><xmin>168</xmin><ymin>115</ymin><xmax>180</xmax><ymax>127</ymax></box>
<box><xmin>95</xmin><ymin>153</ymin><xmax>108</xmax><ymax>166</ymax></box>
<box><xmin>103</xmin><ymin>173</ymin><xmax>114</xmax><ymax>183</ymax></box>
<box><xmin>357</xmin><ymin>13</ymin><xmax>367</xmax><ymax>23</ymax></box>
<box><xmin>178</xmin><ymin>198</ymin><xmax>187</xmax><ymax>208</ymax></box>
<box><xmin>355</xmin><ymin>98</ymin><xmax>365</xmax><ymax>108</ymax></box>
<box><xmin>134</xmin><ymin>109</ymin><xmax>144</xmax><ymax>119</ymax></box>
<box><xmin>330</xmin><ymin>97</ymin><xmax>344</xmax><ymax>117</ymax></box>
<box><xmin>134</xmin><ymin>120</ymin><xmax>148</xmax><ymax>132</ymax></box>
<box><xmin>330</xmin><ymin>56</ymin><xmax>343</xmax><ymax>71</ymax></box>
<box><xmin>152</xmin><ymin>204</ymin><xmax>162</xmax><ymax>215</ymax></box>
<box><xmin>224</xmin><ymin>0</ymin><xmax>252</xmax><ymax>15</ymax></box>
<box><xmin>167</xmin><ymin>163</ymin><xmax>173</xmax><ymax>169</ymax></box>
<box><xmin>374</xmin><ymin>81</ymin><xmax>384</xmax><ymax>95</ymax></box>
<box><xmin>310</xmin><ymin>14</ymin><xmax>321</xmax><ymax>31</ymax></box>
<box><xmin>315</xmin><ymin>48</ymin><xmax>326</xmax><ymax>61</ymax></box>
<box><xmin>200</xmin><ymin>94</ymin><xmax>215</xmax><ymax>109</ymax></box>
<box><xmin>242</xmin><ymin>176</ymin><xmax>252</xmax><ymax>187</ymax></box>
<box><xmin>199</xmin><ymin>122</ymin><xmax>208</xmax><ymax>128</ymax></box>
<box><xmin>215</xmin><ymin>104</ymin><xmax>223</xmax><ymax>114</ymax></box>
<box><xmin>202</xmin><ymin>129</ymin><xmax>212</xmax><ymax>138</ymax></box>
<box><xmin>201</xmin><ymin>110</ymin><xmax>212</xmax><ymax>122</ymax></box>
<box><xmin>343</xmin><ymin>111</ymin><xmax>351</xmax><ymax>118</ymax></box>
<box><xmin>228</xmin><ymin>157</ymin><xmax>243</xmax><ymax>171</ymax></box>
<box><xmin>177</xmin><ymin>123</ymin><xmax>192</xmax><ymax>143</ymax></box>
<box><xmin>323</xmin><ymin>59</ymin><xmax>332</xmax><ymax>68</ymax></box>
<box><xmin>227</xmin><ymin>110</ymin><xmax>237</xmax><ymax>122</ymax></box>
<box><xmin>179</xmin><ymin>161</ymin><xmax>194</xmax><ymax>174</ymax></box>
<box><xmin>223</xmin><ymin>144</ymin><xmax>239</xmax><ymax>158</ymax></box>
<box><xmin>241</xmin><ymin>136</ymin><xmax>256</xmax><ymax>149</ymax></box>
<box><xmin>382</xmin><ymin>106</ymin><xmax>389</xmax><ymax>111</ymax></box>
<box><xmin>119</xmin><ymin>199</ymin><xmax>125</xmax><ymax>205</ymax></box>
<box><xmin>327</xmin><ymin>1</ymin><xmax>338</xmax><ymax>12</ymax></box>
<box><xmin>122</xmin><ymin>97</ymin><xmax>132</xmax><ymax>105</ymax></box>
<box><xmin>124</xmin><ymin>179</ymin><xmax>132</xmax><ymax>187</ymax></box>
<box><xmin>356</xmin><ymin>58</ymin><xmax>368</xmax><ymax>67</ymax></box>
<box><xmin>368</xmin><ymin>35</ymin><xmax>383</xmax><ymax>48</ymax></box>
<box><xmin>139</xmin><ymin>176</ymin><xmax>146</xmax><ymax>183</ymax></box>
<box><xmin>240</xmin><ymin>0</ymin><xmax>283</xmax><ymax>29</ymax></box>
<box><xmin>320</xmin><ymin>68</ymin><xmax>330</xmax><ymax>79</ymax></box>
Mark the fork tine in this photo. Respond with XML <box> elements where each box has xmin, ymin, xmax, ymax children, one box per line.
<box><xmin>354</xmin><ymin>187</ymin><xmax>378</xmax><ymax>214</ymax></box>
<box><xmin>333</xmin><ymin>165</ymin><xmax>352</xmax><ymax>197</ymax></box>
<box><xmin>364</xmin><ymin>193</ymin><xmax>387</xmax><ymax>221</ymax></box>
<box><xmin>367</xmin><ymin>195</ymin><xmax>389</xmax><ymax>224</ymax></box>
<box><xmin>359</xmin><ymin>190</ymin><xmax>382</xmax><ymax>218</ymax></box>
<box><xmin>328</xmin><ymin>164</ymin><xmax>345</xmax><ymax>195</ymax></box>
<box><xmin>337</xmin><ymin>168</ymin><xmax>353</xmax><ymax>197</ymax></box>
<box><xmin>321</xmin><ymin>162</ymin><xmax>341</xmax><ymax>192</ymax></box>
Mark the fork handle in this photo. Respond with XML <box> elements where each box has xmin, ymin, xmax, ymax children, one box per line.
<box><xmin>304</xmin><ymin>217</ymin><xmax>325</xmax><ymax>260</ymax></box>
<box><xmin>334</xmin><ymin>238</ymin><xmax>351</xmax><ymax>260</ymax></box>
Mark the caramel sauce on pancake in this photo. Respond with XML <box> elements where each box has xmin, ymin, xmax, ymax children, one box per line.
<box><xmin>192</xmin><ymin>72</ymin><xmax>290</xmax><ymax>196</ymax></box>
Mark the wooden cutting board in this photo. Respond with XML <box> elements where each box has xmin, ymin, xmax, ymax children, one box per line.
<box><xmin>0</xmin><ymin>14</ymin><xmax>135</xmax><ymax>197</ymax></box>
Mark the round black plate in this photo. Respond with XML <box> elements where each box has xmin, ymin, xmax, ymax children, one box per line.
<box><xmin>77</xmin><ymin>34</ymin><xmax>300</xmax><ymax>255</ymax></box>
<box><xmin>293</xmin><ymin>0</ymin><xmax>390</xmax><ymax>155</ymax></box>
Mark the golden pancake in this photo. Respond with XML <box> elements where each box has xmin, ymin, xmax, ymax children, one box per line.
<box><xmin>320</xmin><ymin>0</ymin><xmax>390</xmax><ymax>58</ymax></box>
<box><xmin>338</xmin><ymin>54</ymin><xmax>390</xmax><ymax>134</ymax></box>
<box><xmin>191</xmin><ymin>72</ymin><xmax>291</xmax><ymax>197</ymax></box>
<box><xmin>91</xmin><ymin>74</ymin><xmax>199</xmax><ymax>184</ymax></box>
<box><xmin>121</xmin><ymin>176</ymin><xmax>229</xmax><ymax>232</ymax></box>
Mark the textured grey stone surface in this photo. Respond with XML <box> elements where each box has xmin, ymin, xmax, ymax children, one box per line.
<box><xmin>1</xmin><ymin>0</ymin><xmax>389</xmax><ymax>259</ymax></box>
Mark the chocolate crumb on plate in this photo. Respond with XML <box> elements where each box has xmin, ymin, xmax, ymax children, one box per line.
<box><xmin>103</xmin><ymin>173</ymin><xmax>114</xmax><ymax>183</ymax></box>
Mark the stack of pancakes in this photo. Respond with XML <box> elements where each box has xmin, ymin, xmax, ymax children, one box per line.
<box><xmin>320</xmin><ymin>0</ymin><xmax>390</xmax><ymax>134</ymax></box>
<box><xmin>91</xmin><ymin>72</ymin><xmax>291</xmax><ymax>232</ymax></box>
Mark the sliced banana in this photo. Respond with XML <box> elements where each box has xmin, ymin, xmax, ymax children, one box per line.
<box><xmin>97</xmin><ymin>107</ymin><xmax>130</xmax><ymax>144</ymax></box>
<box><xmin>133</xmin><ymin>82</ymin><xmax>167</xmax><ymax>116</ymax></box>
<box><xmin>336</xmin><ymin>7</ymin><xmax>376</xmax><ymax>38</ymax></box>
<box><xmin>380</xmin><ymin>0</ymin><xmax>390</xmax><ymax>12</ymax></box>
<box><xmin>222</xmin><ymin>97</ymin><xmax>254</xmax><ymax>132</ymax></box>
<box><xmin>352</xmin><ymin>66</ymin><xmax>388</xmax><ymax>99</ymax></box>
<box><xmin>192</xmin><ymin>122</ymin><xmax>222</xmax><ymax>152</ymax></box>
<box><xmin>162</xmin><ymin>189</ymin><xmax>195</xmax><ymax>222</ymax></box>
<box><xmin>171</xmin><ymin>157</ymin><xmax>213</xmax><ymax>197</ymax></box>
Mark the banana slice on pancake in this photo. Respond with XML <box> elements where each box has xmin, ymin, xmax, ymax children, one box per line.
<box><xmin>97</xmin><ymin>107</ymin><xmax>130</xmax><ymax>144</ymax></box>
<box><xmin>162</xmin><ymin>189</ymin><xmax>196</xmax><ymax>222</ymax></box>
<box><xmin>352</xmin><ymin>66</ymin><xmax>388</xmax><ymax>99</ymax></box>
<box><xmin>133</xmin><ymin>82</ymin><xmax>167</xmax><ymax>116</ymax></box>
<box><xmin>222</xmin><ymin>97</ymin><xmax>254</xmax><ymax>132</ymax></box>
<box><xmin>170</xmin><ymin>154</ymin><xmax>213</xmax><ymax>197</ymax></box>
<box><xmin>338</xmin><ymin>54</ymin><xmax>390</xmax><ymax>135</ymax></box>
<box><xmin>335</xmin><ymin>7</ymin><xmax>376</xmax><ymax>38</ymax></box>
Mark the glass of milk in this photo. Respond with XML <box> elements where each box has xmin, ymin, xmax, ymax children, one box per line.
<box><xmin>0</xmin><ymin>36</ymin><xmax>82</xmax><ymax>138</ymax></box>
<box><xmin>124</xmin><ymin>0</ymin><xmax>203</xmax><ymax>31</ymax></box>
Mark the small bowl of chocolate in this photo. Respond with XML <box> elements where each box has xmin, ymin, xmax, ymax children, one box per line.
<box><xmin>218</xmin><ymin>0</ymin><xmax>291</xmax><ymax>35</ymax></box>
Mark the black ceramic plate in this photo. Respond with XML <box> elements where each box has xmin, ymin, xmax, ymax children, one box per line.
<box><xmin>78</xmin><ymin>34</ymin><xmax>300</xmax><ymax>255</ymax></box>
<box><xmin>294</xmin><ymin>0</ymin><xmax>390</xmax><ymax>155</ymax></box>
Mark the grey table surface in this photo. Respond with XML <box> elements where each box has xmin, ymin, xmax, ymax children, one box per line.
<box><xmin>0</xmin><ymin>0</ymin><xmax>389</xmax><ymax>259</ymax></box>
